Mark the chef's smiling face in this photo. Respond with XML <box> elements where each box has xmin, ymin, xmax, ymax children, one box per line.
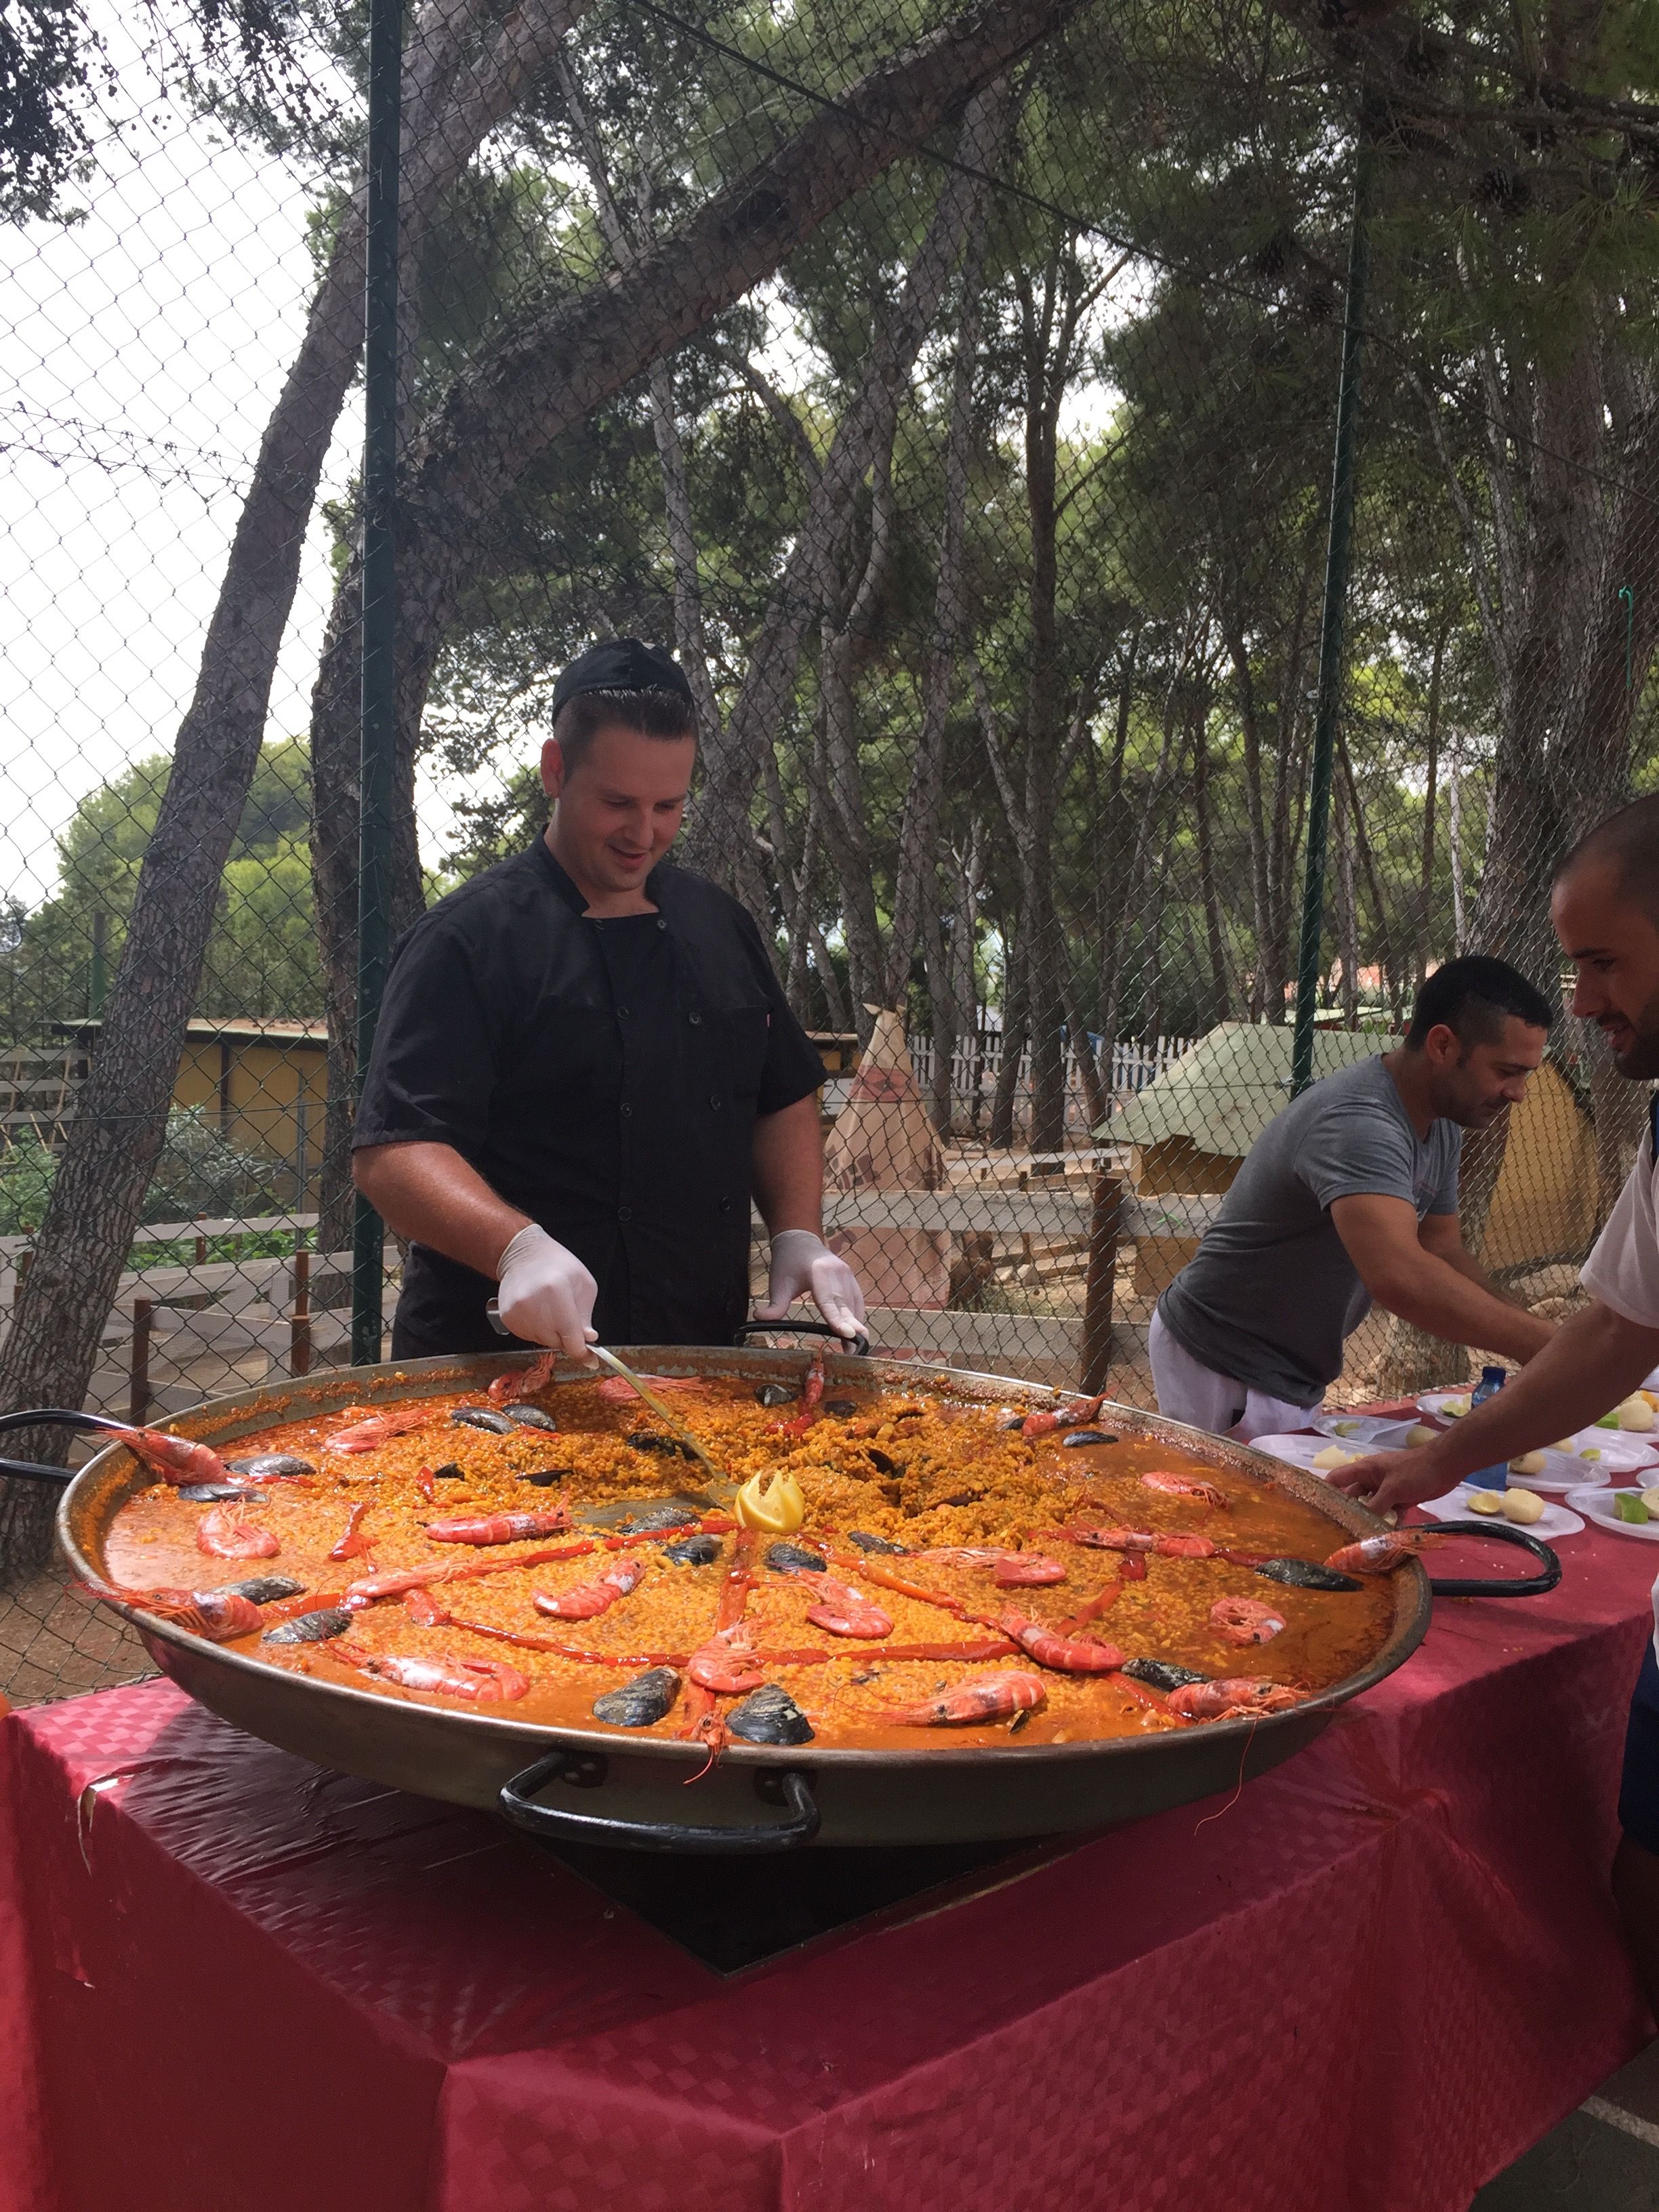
<box><xmin>541</xmin><ymin>723</ymin><xmax>697</xmax><ymax>912</ymax></box>
<box><xmin>1553</xmin><ymin>859</ymin><xmax>1659</xmax><ymax>1080</ymax></box>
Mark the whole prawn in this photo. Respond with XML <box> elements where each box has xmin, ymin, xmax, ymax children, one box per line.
<box><xmin>1141</xmin><ymin>1472</ymin><xmax>1230</xmax><ymax>1509</ymax></box>
<box><xmin>533</xmin><ymin>1556</ymin><xmax>647</xmax><ymax>1620</ymax></box>
<box><xmin>998</xmin><ymin>1607</ymin><xmax>1124</xmax><ymax>1674</ymax></box>
<box><xmin>117</xmin><ymin>1426</ymin><xmax>232</xmax><ymax>1487</ymax></box>
<box><xmin>802</xmin><ymin>1576</ymin><xmax>892</xmax><ymax>1639</ymax></box>
<box><xmin>1168</xmin><ymin>1678</ymin><xmax>1306</xmax><ymax>1721</ymax></box>
<box><xmin>197</xmin><ymin>1503</ymin><xmax>280</xmax><ymax>1560</ymax></box>
<box><xmin>488</xmin><ymin>1350</ymin><xmax>558</xmax><ymax>1405</ymax></box>
<box><xmin>876</xmin><ymin>1671</ymin><xmax>1048</xmax><ymax>1726</ymax></box>
<box><xmin>81</xmin><ymin>1580</ymin><xmax>264</xmax><ymax>1641</ymax></box>
<box><xmin>325</xmin><ymin>1406</ymin><xmax>435</xmax><ymax>1454</ymax></box>
<box><xmin>1210</xmin><ymin>1595</ymin><xmax>1287</xmax><ymax>1645</ymax></box>
<box><xmin>333</xmin><ymin>1644</ymin><xmax>530</xmax><ymax>1702</ymax></box>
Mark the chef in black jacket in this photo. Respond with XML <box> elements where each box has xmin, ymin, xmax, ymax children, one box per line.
<box><xmin>353</xmin><ymin>638</ymin><xmax>868</xmax><ymax>1359</ymax></box>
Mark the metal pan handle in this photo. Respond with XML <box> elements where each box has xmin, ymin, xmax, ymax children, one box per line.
<box><xmin>1425</xmin><ymin>1518</ymin><xmax>1561</xmax><ymax>1597</ymax></box>
<box><xmin>0</xmin><ymin>1408</ymin><xmax>139</xmax><ymax>1486</ymax></box>
<box><xmin>497</xmin><ymin>1750</ymin><xmax>821</xmax><ymax>1854</ymax></box>
<box><xmin>733</xmin><ymin>1318</ymin><xmax>870</xmax><ymax>1359</ymax></box>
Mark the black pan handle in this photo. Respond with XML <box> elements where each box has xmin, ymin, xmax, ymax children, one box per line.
<box><xmin>0</xmin><ymin>1409</ymin><xmax>139</xmax><ymax>1486</ymax></box>
<box><xmin>498</xmin><ymin>1750</ymin><xmax>821</xmax><ymax>1854</ymax></box>
<box><xmin>733</xmin><ymin>1318</ymin><xmax>870</xmax><ymax>1359</ymax></box>
<box><xmin>1426</xmin><ymin>1517</ymin><xmax>1561</xmax><ymax>1597</ymax></box>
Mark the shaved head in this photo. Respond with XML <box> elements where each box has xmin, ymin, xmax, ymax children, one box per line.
<box><xmin>1559</xmin><ymin>792</ymin><xmax>1659</xmax><ymax>918</ymax></box>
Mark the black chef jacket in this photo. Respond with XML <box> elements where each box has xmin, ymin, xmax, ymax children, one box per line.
<box><xmin>353</xmin><ymin>840</ymin><xmax>825</xmax><ymax>1355</ymax></box>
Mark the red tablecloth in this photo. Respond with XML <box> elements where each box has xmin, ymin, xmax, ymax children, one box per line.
<box><xmin>3</xmin><ymin>1528</ymin><xmax>1656</xmax><ymax>2212</ymax></box>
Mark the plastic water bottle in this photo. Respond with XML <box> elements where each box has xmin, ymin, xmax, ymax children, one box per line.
<box><xmin>1466</xmin><ymin>1365</ymin><xmax>1508</xmax><ymax>1490</ymax></box>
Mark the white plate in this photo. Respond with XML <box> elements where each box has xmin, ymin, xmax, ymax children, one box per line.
<box><xmin>1416</xmin><ymin>1485</ymin><xmax>1584</xmax><ymax>1539</ymax></box>
<box><xmin>1567</xmin><ymin>1485</ymin><xmax>1659</xmax><ymax>1542</ymax></box>
<box><xmin>1311</xmin><ymin>1414</ymin><xmax>1423</xmax><ymax>1448</ymax></box>
<box><xmin>1250</xmin><ymin>1433</ymin><xmax>1364</xmax><ymax>1475</ymax></box>
<box><xmin>1418</xmin><ymin>1389</ymin><xmax>1475</xmax><ymax>1419</ymax></box>
<box><xmin>1549</xmin><ymin>1428</ymin><xmax>1659</xmax><ymax>1475</ymax></box>
<box><xmin>1490</xmin><ymin>1448</ymin><xmax>1610</xmax><ymax>1496</ymax></box>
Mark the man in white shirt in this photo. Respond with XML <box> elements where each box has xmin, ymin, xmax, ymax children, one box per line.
<box><xmin>1333</xmin><ymin>792</ymin><xmax>1659</xmax><ymax>2003</ymax></box>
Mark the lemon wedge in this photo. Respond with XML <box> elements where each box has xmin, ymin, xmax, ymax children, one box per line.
<box><xmin>735</xmin><ymin>1470</ymin><xmax>806</xmax><ymax>1534</ymax></box>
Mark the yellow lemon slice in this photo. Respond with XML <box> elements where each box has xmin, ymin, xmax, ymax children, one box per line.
<box><xmin>735</xmin><ymin>1470</ymin><xmax>806</xmax><ymax>1534</ymax></box>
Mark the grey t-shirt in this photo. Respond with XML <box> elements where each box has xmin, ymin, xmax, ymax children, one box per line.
<box><xmin>1155</xmin><ymin>1055</ymin><xmax>1462</xmax><ymax>1405</ymax></box>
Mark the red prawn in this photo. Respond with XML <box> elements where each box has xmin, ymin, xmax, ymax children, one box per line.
<box><xmin>329</xmin><ymin>1502</ymin><xmax>374</xmax><ymax>1561</ymax></box>
<box><xmin>341</xmin><ymin>1541</ymin><xmax>593</xmax><ymax>1605</ymax></box>
<box><xmin>119</xmin><ymin>1427</ymin><xmax>233</xmax><ymax>1486</ymax></box>
<box><xmin>918</xmin><ymin>1547</ymin><xmax>1067</xmax><ymax>1586</ymax></box>
<box><xmin>1210</xmin><ymin>1595</ymin><xmax>1287</xmax><ymax>1645</ymax></box>
<box><xmin>81</xmin><ymin>1580</ymin><xmax>264</xmax><ymax>1641</ymax></box>
<box><xmin>1061</xmin><ymin>1525</ymin><xmax>1218</xmax><ymax>1559</ymax></box>
<box><xmin>802</xmin><ymin>1576</ymin><xmax>892</xmax><ymax>1639</ymax></box>
<box><xmin>1324</xmin><ymin>1531</ymin><xmax>1438</xmax><ymax>1576</ymax></box>
<box><xmin>1020</xmin><ymin>1394</ymin><xmax>1104</xmax><ymax>1441</ymax></box>
<box><xmin>533</xmin><ymin>1556</ymin><xmax>647</xmax><ymax>1620</ymax></box>
<box><xmin>1141</xmin><ymin>1471</ymin><xmax>1230</xmax><ymax>1508</ymax></box>
<box><xmin>594</xmin><ymin>1372</ymin><xmax>702</xmax><ymax>1406</ymax></box>
<box><xmin>998</xmin><ymin>1607</ymin><xmax>1124</xmax><ymax>1674</ymax></box>
<box><xmin>197</xmin><ymin>1503</ymin><xmax>279</xmax><ymax>1560</ymax></box>
<box><xmin>1167</xmin><ymin>1678</ymin><xmax>1306</xmax><ymax>1720</ymax></box>
<box><xmin>333</xmin><ymin>1644</ymin><xmax>530</xmax><ymax>1702</ymax></box>
<box><xmin>877</xmin><ymin>1671</ymin><xmax>1048</xmax><ymax>1726</ymax></box>
<box><xmin>686</xmin><ymin>1620</ymin><xmax>766</xmax><ymax>1694</ymax></box>
<box><xmin>775</xmin><ymin>1349</ymin><xmax>826</xmax><ymax>1437</ymax></box>
<box><xmin>424</xmin><ymin>1509</ymin><xmax>571</xmax><ymax>1547</ymax></box>
<box><xmin>325</xmin><ymin>1406</ymin><xmax>434</xmax><ymax>1454</ymax></box>
<box><xmin>488</xmin><ymin>1350</ymin><xmax>558</xmax><ymax>1405</ymax></box>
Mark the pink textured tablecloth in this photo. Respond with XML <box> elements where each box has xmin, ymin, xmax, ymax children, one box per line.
<box><xmin>2</xmin><ymin>1526</ymin><xmax>1654</xmax><ymax>2212</ymax></box>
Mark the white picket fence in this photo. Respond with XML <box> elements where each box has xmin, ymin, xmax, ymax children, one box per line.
<box><xmin>907</xmin><ymin>1031</ymin><xmax>1195</xmax><ymax>1130</ymax></box>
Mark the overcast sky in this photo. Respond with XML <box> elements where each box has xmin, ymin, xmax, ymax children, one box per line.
<box><xmin>0</xmin><ymin>7</ymin><xmax>356</xmax><ymax>905</ymax></box>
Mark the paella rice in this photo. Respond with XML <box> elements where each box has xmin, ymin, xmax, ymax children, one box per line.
<box><xmin>95</xmin><ymin>1359</ymin><xmax>1402</xmax><ymax>1752</ymax></box>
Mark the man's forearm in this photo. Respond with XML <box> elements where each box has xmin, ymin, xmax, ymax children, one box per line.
<box><xmin>1370</xmin><ymin>1250</ymin><xmax>1553</xmax><ymax>1361</ymax></box>
<box><xmin>751</xmin><ymin>1095</ymin><xmax>825</xmax><ymax>1235</ymax></box>
<box><xmin>354</xmin><ymin>1141</ymin><xmax>529</xmax><ymax>1277</ymax></box>
<box><xmin>1394</xmin><ymin>1302</ymin><xmax>1659</xmax><ymax>1485</ymax></box>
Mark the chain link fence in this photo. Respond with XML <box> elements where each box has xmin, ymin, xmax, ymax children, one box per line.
<box><xmin>2</xmin><ymin>0</ymin><xmax>1656</xmax><ymax>1703</ymax></box>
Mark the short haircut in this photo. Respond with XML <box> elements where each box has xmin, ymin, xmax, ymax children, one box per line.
<box><xmin>1558</xmin><ymin>792</ymin><xmax>1659</xmax><ymax>916</ymax></box>
<box><xmin>552</xmin><ymin>686</ymin><xmax>696</xmax><ymax>775</ymax></box>
<box><xmin>1405</xmin><ymin>955</ymin><xmax>1554</xmax><ymax>1049</ymax></box>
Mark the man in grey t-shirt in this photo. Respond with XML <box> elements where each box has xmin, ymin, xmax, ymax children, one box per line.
<box><xmin>1151</xmin><ymin>956</ymin><xmax>1559</xmax><ymax>1437</ymax></box>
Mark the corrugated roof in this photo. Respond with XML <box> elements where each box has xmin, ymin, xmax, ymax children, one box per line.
<box><xmin>1101</xmin><ymin>1022</ymin><xmax>1402</xmax><ymax>1158</ymax></box>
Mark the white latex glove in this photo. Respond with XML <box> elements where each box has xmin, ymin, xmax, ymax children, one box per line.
<box><xmin>756</xmin><ymin>1228</ymin><xmax>867</xmax><ymax>1340</ymax></box>
<box><xmin>496</xmin><ymin>1224</ymin><xmax>598</xmax><ymax>1359</ymax></box>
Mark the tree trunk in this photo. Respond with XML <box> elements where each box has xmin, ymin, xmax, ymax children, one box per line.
<box><xmin>1191</xmin><ymin>699</ymin><xmax>1231</xmax><ymax>1023</ymax></box>
<box><xmin>0</xmin><ymin>0</ymin><xmax>598</xmax><ymax>1581</ymax></box>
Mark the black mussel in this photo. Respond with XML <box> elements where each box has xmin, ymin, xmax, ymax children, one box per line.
<box><xmin>661</xmin><ymin>1533</ymin><xmax>722</xmax><ymax>1566</ymax></box>
<box><xmin>847</xmin><ymin>1530</ymin><xmax>909</xmax><ymax>1555</ymax></box>
<box><xmin>452</xmin><ymin>1406</ymin><xmax>516</xmax><ymax>1434</ymax></box>
<box><xmin>755</xmin><ymin>1382</ymin><xmax>797</xmax><ymax>1408</ymax></box>
<box><xmin>262</xmin><ymin>1607</ymin><xmax>351</xmax><ymax>1645</ymax></box>
<box><xmin>1061</xmin><ymin>1429</ymin><xmax>1120</xmax><ymax>1448</ymax></box>
<box><xmin>592</xmin><ymin>1667</ymin><xmax>681</xmax><ymax>1727</ymax></box>
<box><xmin>1254</xmin><ymin>1556</ymin><xmax>1361</xmax><ymax>1593</ymax></box>
<box><xmin>996</xmin><ymin>1410</ymin><xmax>1027</xmax><ymax>1431</ymax></box>
<box><xmin>628</xmin><ymin>1431</ymin><xmax>696</xmax><ymax>1459</ymax></box>
<box><xmin>765</xmin><ymin>1541</ymin><xmax>826</xmax><ymax>1574</ymax></box>
<box><xmin>520</xmin><ymin>1467</ymin><xmax>572</xmax><ymax>1488</ymax></box>
<box><xmin>823</xmin><ymin>1399</ymin><xmax>859</xmax><ymax>1418</ymax></box>
<box><xmin>222</xmin><ymin>1575</ymin><xmax>305</xmax><ymax>1604</ymax></box>
<box><xmin>226</xmin><ymin>1453</ymin><xmax>315</xmax><ymax>1479</ymax></box>
<box><xmin>431</xmin><ymin>1460</ymin><xmax>466</xmax><ymax>1481</ymax></box>
<box><xmin>865</xmin><ymin>1448</ymin><xmax>901</xmax><ymax>1476</ymax></box>
<box><xmin>1121</xmin><ymin>1658</ymin><xmax>1209</xmax><ymax>1692</ymax></box>
<box><xmin>178</xmin><ymin>1483</ymin><xmax>262</xmax><ymax>1502</ymax></box>
<box><xmin>503</xmin><ymin>1404</ymin><xmax>559</xmax><ymax>1432</ymax></box>
<box><xmin>727</xmin><ymin>1683</ymin><xmax>814</xmax><ymax>1746</ymax></box>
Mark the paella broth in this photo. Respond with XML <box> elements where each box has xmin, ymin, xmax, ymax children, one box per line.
<box><xmin>102</xmin><ymin>1374</ymin><xmax>1395</xmax><ymax>1750</ymax></box>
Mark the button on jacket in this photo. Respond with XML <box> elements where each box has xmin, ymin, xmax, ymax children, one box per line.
<box><xmin>354</xmin><ymin>840</ymin><xmax>825</xmax><ymax>1354</ymax></box>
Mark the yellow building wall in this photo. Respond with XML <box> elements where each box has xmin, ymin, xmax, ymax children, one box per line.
<box><xmin>167</xmin><ymin>1040</ymin><xmax>328</xmax><ymax>1170</ymax></box>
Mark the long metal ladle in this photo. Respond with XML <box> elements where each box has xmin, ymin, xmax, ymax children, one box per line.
<box><xmin>584</xmin><ymin>1343</ymin><xmax>732</xmax><ymax>1492</ymax></box>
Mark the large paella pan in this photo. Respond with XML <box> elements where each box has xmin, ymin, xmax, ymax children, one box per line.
<box><xmin>21</xmin><ymin>1338</ymin><xmax>1556</xmax><ymax>1851</ymax></box>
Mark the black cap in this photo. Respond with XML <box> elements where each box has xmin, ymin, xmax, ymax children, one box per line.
<box><xmin>551</xmin><ymin>637</ymin><xmax>693</xmax><ymax>714</ymax></box>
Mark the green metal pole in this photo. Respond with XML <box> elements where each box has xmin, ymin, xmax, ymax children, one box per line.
<box><xmin>351</xmin><ymin>0</ymin><xmax>402</xmax><ymax>1365</ymax></box>
<box><xmin>1290</xmin><ymin>111</ymin><xmax>1376</xmax><ymax>1097</ymax></box>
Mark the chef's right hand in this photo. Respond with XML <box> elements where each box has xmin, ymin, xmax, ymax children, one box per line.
<box><xmin>495</xmin><ymin>1224</ymin><xmax>598</xmax><ymax>1360</ymax></box>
